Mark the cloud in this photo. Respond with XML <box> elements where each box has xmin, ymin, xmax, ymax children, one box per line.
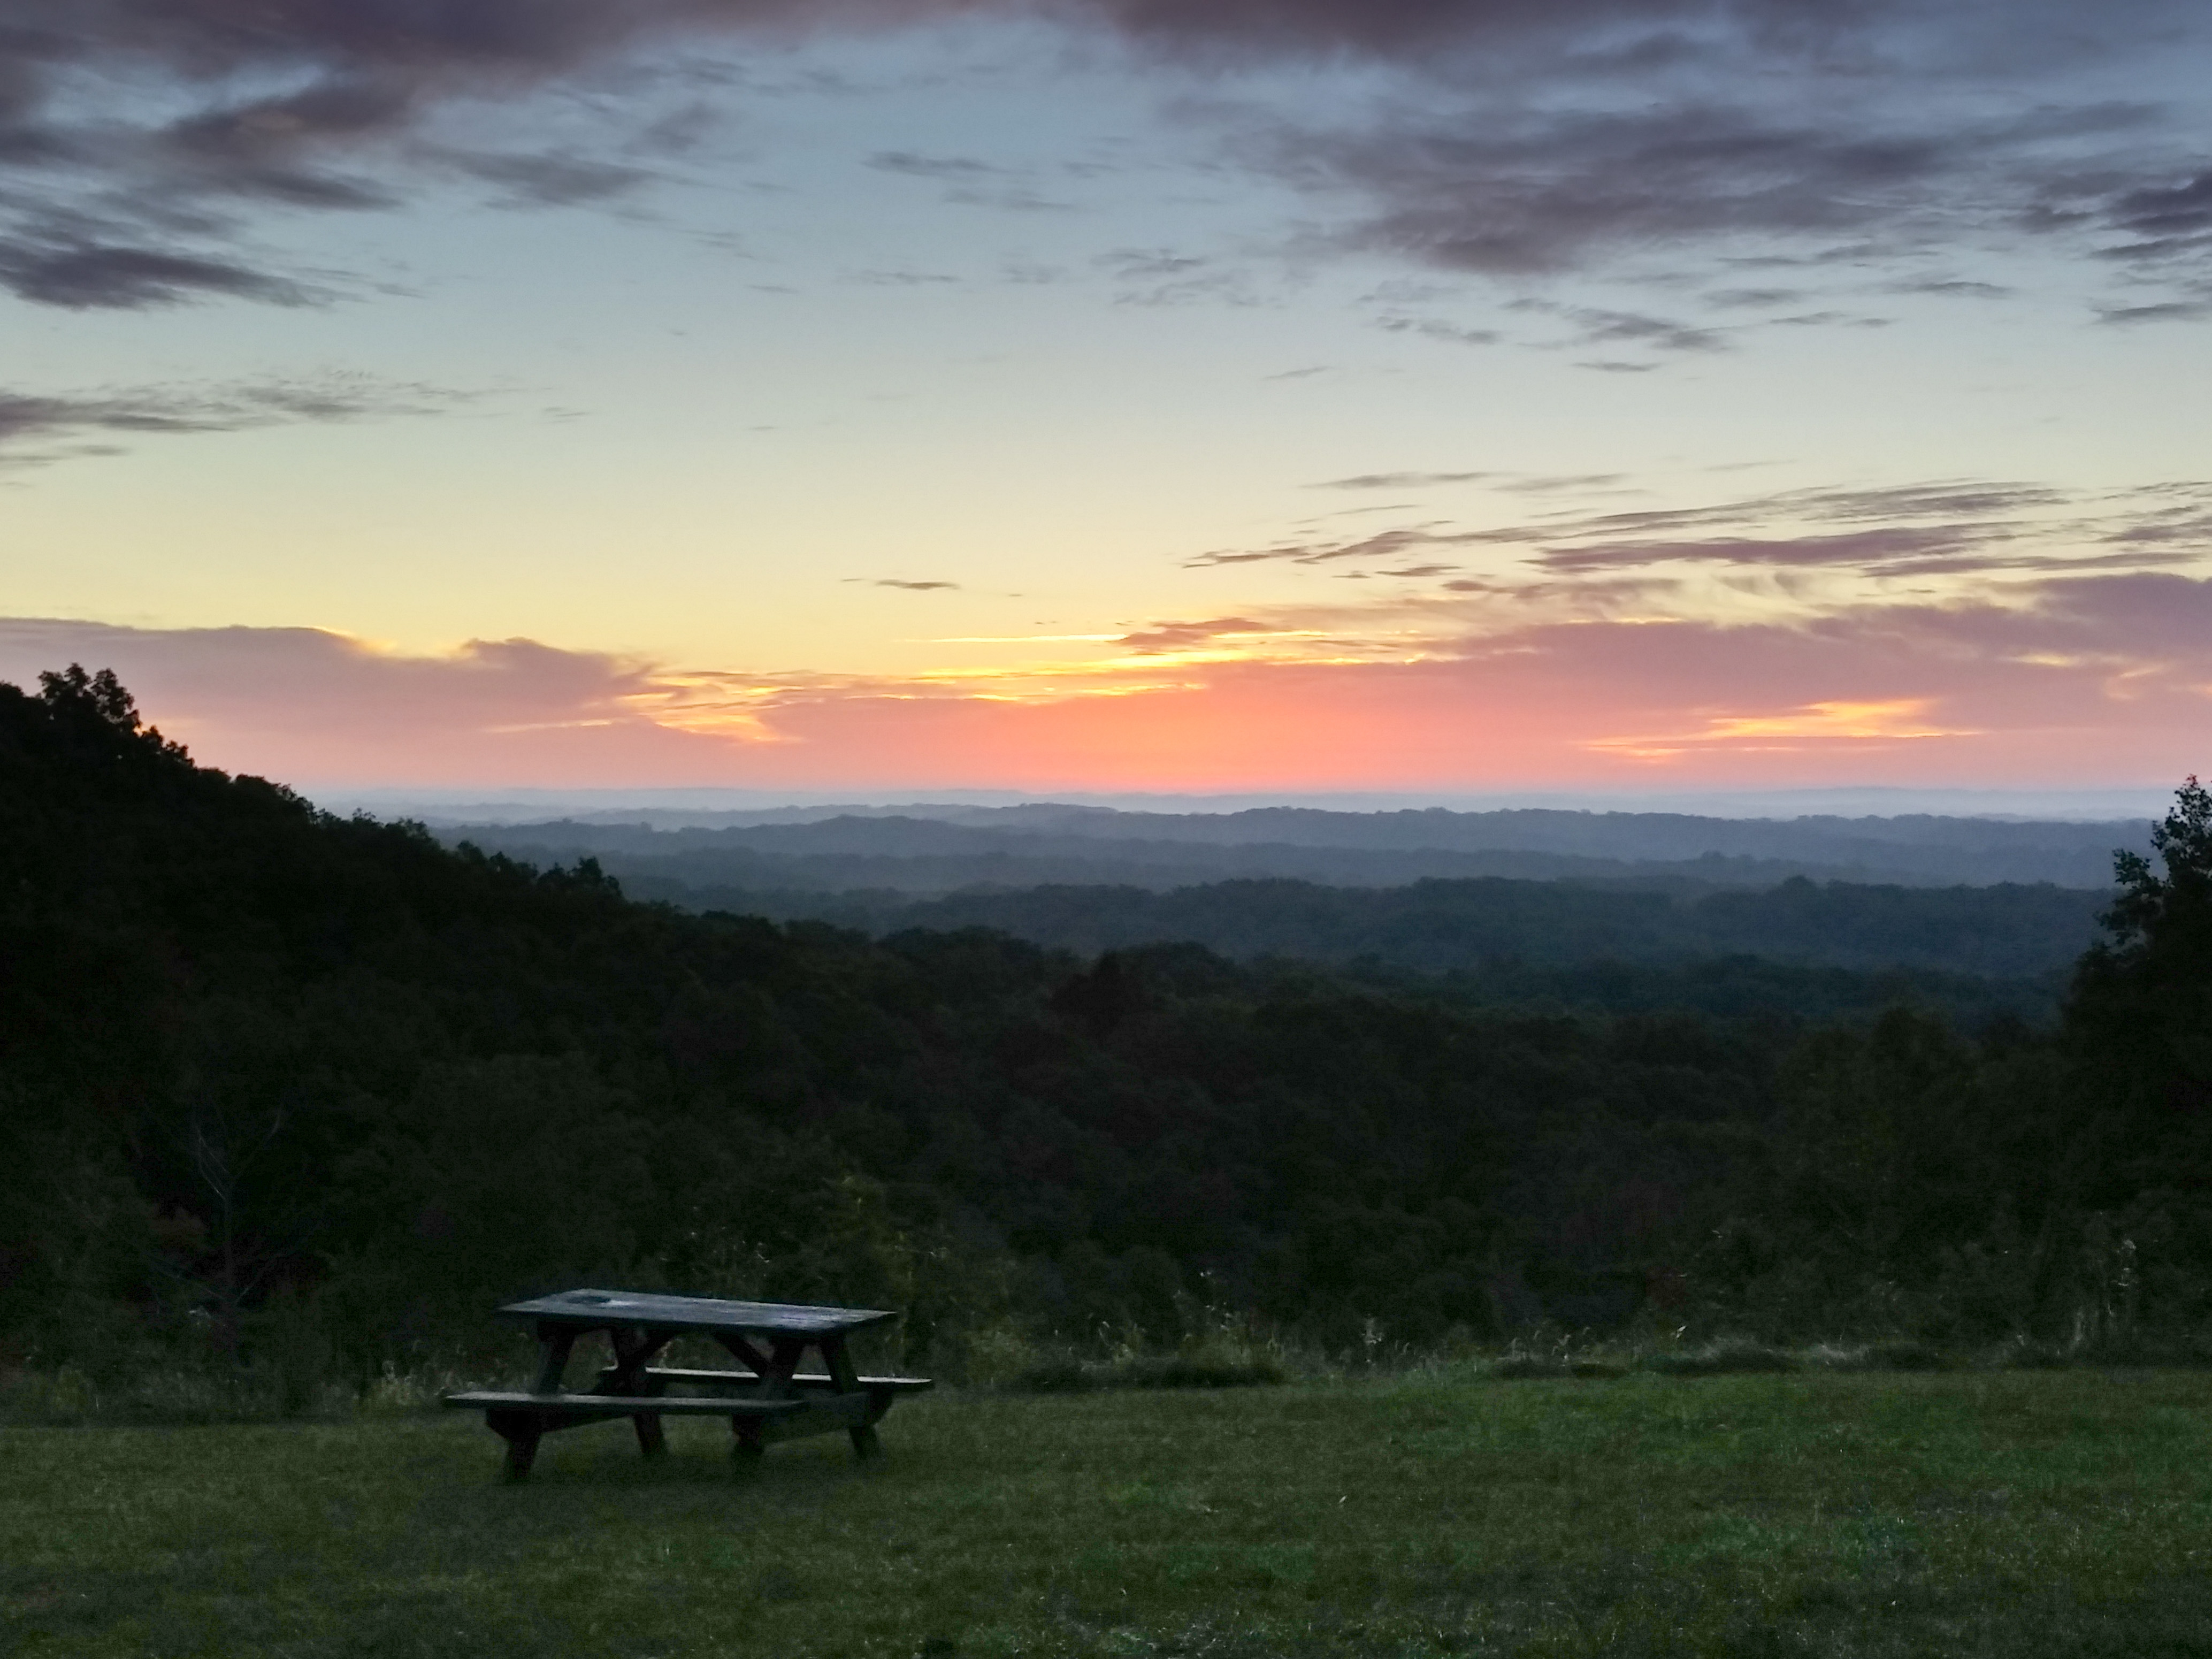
<box><xmin>854</xmin><ymin>578</ymin><xmax>962</xmax><ymax>590</ymax></box>
<box><xmin>0</xmin><ymin>373</ymin><xmax>470</xmax><ymax>467</ymax></box>
<box><xmin>1189</xmin><ymin>477</ymin><xmax>2212</xmax><ymax>580</ymax></box>
<box><xmin>0</xmin><ymin>244</ymin><xmax>312</xmax><ymax>310</ymax></box>
<box><xmin>1228</xmin><ymin>21</ymin><xmax>2212</xmax><ymax>312</ymax></box>
<box><xmin>1888</xmin><ymin>276</ymin><xmax>2013</xmax><ymax>299</ymax></box>
<box><xmin>439</xmin><ymin>149</ymin><xmax>662</xmax><ymax>207</ymax></box>
<box><xmin>10</xmin><ymin>567</ymin><xmax>2212</xmax><ymax>790</ymax></box>
<box><xmin>3</xmin><ymin>0</ymin><xmax>2203</xmax><ymax>312</ymax></box>
<box><xmin>0</xmin><ymin>619</ymin><xmax>714</xmax><ymax>787</ymax></box>
<box><xmin>851</xmin><ymin>267</ymin><xmax>962</xmax><ymax>285</ymax></box>
<box><xmin>1115</xmin><ymin>616</ymin><xmax>1276</xmax><ymax>652</ymax></box>
<box><xmin>1513</xmin><ymin>299</ymin><xmax>1731</xmax><ymax>354</ymax></box>
<box><xmin>1540</xmin><ymin>526</ymin><xmax>1983</xmax><ymax>574</ymax></box>
<box><xmin>1191</xmin><ymin>525</ymin><xmax>1465</xmax><ymax>568</ymax></box>
<box><xmin>867</xmin><ymin>148</ymin><xmax>1070</xmax><ymax>210</ymax></box>
<box><xmin>1373</xmin><ymin>315</ymin><xmax>1500</xmax><ymax>346</ymax></box>
<box><xmin>868</xmin><ymin>150</ymin><xmax>1001</xmax><ymax>179</ymax></box>
<box><xmin>0</xmin><ymin>0</ymin><xmax>814</xmax><ymax>306</ymax></box>
<box><xmin>1078</xmin><ymin>0</ymin><xmax>1959</xmax><ymax>60</ymax></box>
<box><xmin>13</xmin><ymin>560</ymin><xmax>2212</xmax><ymax>792</ymax></box>
<box><xmin>1704</xmin><ymin>286</ymin><xmax>1802</xmax><ymax>307</ymax></box>
<box><xmin>1261</xmin><ymin>102</ymin><xmax>1966</xmax><ymax>277</ymax></box>
<box><xmin>1313</xmin><ymin>470</ymin><xmax>1494</xmax><ymax>490</ymax></box>
<box><xmin>2096</xmin><ymin>299</ymin><xmax>2212</xmax><ymax>325</ymax></box>
<box><xmin>1498</xmin><ymin>473</ymin><xmax>1628</xmax><ymax>493</ymax></box>
<box><xmin>2099</xmin><ymin>169</ymin><xmax>2212</xmax><ymax>249</ymax></box>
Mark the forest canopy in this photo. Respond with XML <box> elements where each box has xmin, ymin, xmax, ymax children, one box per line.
<box><xmin>2</xmin><ymin>668</ymin><xmax>2205</xmax><ymax>1391</ymax></box>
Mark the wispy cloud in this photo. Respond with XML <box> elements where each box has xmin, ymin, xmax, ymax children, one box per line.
<box><xmin>437</xmin><ymin>149</ymin><xmax>663</xmax><ymax>209</ymax></box>
<box><xmin>1313</xmin><ymin>470</ymin><xmax>1492</xmax><ymax>491</ymax></box>
<box><xmin>1513</xmin><ymin>299</ymin><xmax>1731</xmax><ymax>354</ymax></box>
<box><xmin>0</xmin><ymin>246</ymin><xmax>315</xmax><ymax>311</ymax></box>
<box><xmin>0</xmin><ymin>374</ymin><xmax>472</xmax><ymax>467</ymax></box>
<box><xmin>1114</xmin><ymin>616</ymin><xmax>1279</xmax><ymax>653</ymax></box>
<box><xmin>867</xmin><ymin>148</ymin><xmax>1071</xmax><ymax>211</ymax></box>
<box><xmin>1373</xmin><ymin>315</ymin><xmax>1501</xmax><ymax>346</ymax></box>
<box><xmin>1188</xmin><ymin>478</ymin><xmax>2212</xmax><ymax>584</ymax></box>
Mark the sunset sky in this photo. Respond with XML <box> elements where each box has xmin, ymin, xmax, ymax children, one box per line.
<box><xmin>3</xmin><ymin>0</ymin><xmax>2210</xmax><ymax>799</ymax></box>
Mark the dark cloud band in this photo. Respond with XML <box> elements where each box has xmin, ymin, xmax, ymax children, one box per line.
<box><xmin>1</xmin><ymin>0</ymin><xmax>2207</xmax><ymax>309</ymax></box>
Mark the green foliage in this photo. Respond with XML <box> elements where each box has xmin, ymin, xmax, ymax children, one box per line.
<box><xmin>2071</xmin><ymin>775</ymin><xmax>2212</xmax><ymax>1114</ymax></box>
<box><xmin>2</xmin><ymin>667</ymin><xmax>2207</xmax><ymax>1389</ymax></box>
<box><xmin>791</xmin><ymin>869</ymin><xmax>2109</xmax><ymax>981</ymax></box>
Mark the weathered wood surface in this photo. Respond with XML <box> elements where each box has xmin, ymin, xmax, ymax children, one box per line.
<box><xmin>820</xmin><ymin>1333</ymin><xmax>883</xmax><ymax>1460</ymax></box>
<box><xmin>596</xmin><ymin>1366</ymin><xmax>935</xmax><ymax>1394</ymax></box>
<box><xmin>443</xmin><ymin>1390</ymin><xmax>806</xmax><ymax>1417</ymax></box>
<box><xmin>449</xmin><ymin>1287</ymin><xmax>929</xmax><ymax>1478</ymax></box>
<box><xmin>497</xmin><ymin>1289</ymin><xmax>898</xmax><ymax>1338</ymax></box>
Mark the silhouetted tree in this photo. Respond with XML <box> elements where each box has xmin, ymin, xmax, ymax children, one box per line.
<box><xmin>2069</xmin><ymin>776</ymin><xmax>2212</xmax><ymax>1120</ymax></box>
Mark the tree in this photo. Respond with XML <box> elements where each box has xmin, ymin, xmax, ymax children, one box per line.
<box><xmin>39</xmin><ymin>663</ymin><xmax>142</xmax><ymax>731</ymax></box>
<box><xmin>2068</xmin><ymin>776</ymin><xmax>2212</xmax><ymax>1118</ymax></box>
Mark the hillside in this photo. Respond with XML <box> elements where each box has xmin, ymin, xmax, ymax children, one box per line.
<box><xmin>444</xmin><ymin>801</ymin><xmax>2147</xmax><ymax>892</ymax></box>
<box><xmin>4</xmin><ymin>667</ymin><xmax>2207</xmax><ymax>1388</ymax></box>
<box><xmin>620</xmin><ymin>871</ymin><xmax>2107</xmax><ymax>984</ymax></box>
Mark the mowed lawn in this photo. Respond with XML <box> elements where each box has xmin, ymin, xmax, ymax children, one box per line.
<box><xmin>7</xmin><ymin>1371</ymin><xmax>2212</xmax><ymax>1658</ymax></box>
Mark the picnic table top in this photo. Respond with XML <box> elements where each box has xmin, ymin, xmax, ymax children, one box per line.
<box><xmin>496</xmin><ymin>1288</ymin><xmax>897</xmax><ymax>1338</ymax></box>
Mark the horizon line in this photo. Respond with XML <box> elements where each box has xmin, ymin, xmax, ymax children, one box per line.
<box><xmin>307</xmin><ymin>782</ymin><xmax>2177</xmax><ymax>825</ymax></box>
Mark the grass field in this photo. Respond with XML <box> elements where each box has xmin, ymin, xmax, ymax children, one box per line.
<box><xmin>7</xmin><ymin>1370</ymin><xmax>2212</xmax><ymax>1657</ymax></box>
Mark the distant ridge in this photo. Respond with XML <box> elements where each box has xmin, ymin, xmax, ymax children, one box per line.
<box><xmin>434</xmin><ymin>802</ymin><xmax>2151</xmax><ymax>894</ymax></box>
<box><xmin>328</xmin><ymin>784</ymin><xmax>2173</xmax><ymax>824</ymax></box>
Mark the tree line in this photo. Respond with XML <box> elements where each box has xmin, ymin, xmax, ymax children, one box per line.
<box><xmin>2</xmin><ymin>667</ymin><xmax>2206</xmax><ymax>1390</ymax></box>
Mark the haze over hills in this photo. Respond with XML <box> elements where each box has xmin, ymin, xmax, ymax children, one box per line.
<box><xmin>419</xmin><ymin>804</ymin><xmax>2147</xmax><ymax>993</ymax></box>
<box><xmin>439</xmin><ymin>802</ymin><xmax>2148</xmax><ymax>895</ymax></box>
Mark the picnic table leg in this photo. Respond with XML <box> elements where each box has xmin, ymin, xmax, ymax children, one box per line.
<box><xmin>731</xmin><ymin>1416</ymin><xmax>765</xmax><ymax>1470</ymax></box>
<box><xmin>533</xmin><ymin>1326</ymin><xmax>578</xmax><ymax>1393</ymax></box>
<box><xmin>711</xmin><ymin>1333</ymin><xmax>782</xmax><ymax>1468</ymax></box>
<box><xmin>607</xmin><ymin>1326</ymin><xmax>669</xmax><ymax>1459</ymax></box>
<box><xmin>492</xmin><ymin>1327</ymin><xmax>575</xmax><ymax>1479</ymax></box>
<box><xmin>819</xmin><ymin>1336</ymin><xmax>882</xmax><ymax>1461</ymax></box>
<box><xmin>486</xmin><ymin>1408</ymin><xmax>544</xmax><ymax>1481</ymax></box>
<box><xmin>713</xmin><ymin>1332</ymin><xmax>776</xmax><ymax>1382</ymax></box>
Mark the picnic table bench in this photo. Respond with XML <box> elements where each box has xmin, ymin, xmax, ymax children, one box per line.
<box><xmin>443</xmin><ymin>1289</ymin><xmax>932</xmax><ymax>1479</ymax></box>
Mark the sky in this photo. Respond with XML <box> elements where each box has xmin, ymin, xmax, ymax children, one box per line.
<box><xmin>2</xmin><ymin>0</ymin><xmax>2210</xmax><ymax>801</ymax></box>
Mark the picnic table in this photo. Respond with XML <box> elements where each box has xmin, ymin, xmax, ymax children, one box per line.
<box><xmin>443</xmin><ymin>1288</ymin><xmax>932</xmax><ymax>1479</ymax></box>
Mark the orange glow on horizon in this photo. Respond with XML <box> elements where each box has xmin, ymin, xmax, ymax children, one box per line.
<box><xmin>8</xmin><ymin>603</ymin><xmax>2206</xmax><ymax>794</ymax></box>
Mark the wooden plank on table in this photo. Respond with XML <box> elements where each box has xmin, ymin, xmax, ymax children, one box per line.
<box><xmin>443</xmin><ymin>1390</ymin><xmax>805</xmax><ymax>1417</ymax></box>
<box><xmin>497</xmin><ymin>1289</ymin><xmax>897</xmax><ymax>1337</ymax></box>
<box><xmin>609</xmin><ymin>1366</ymin><xmax>933</xmax><ymax>1393</ymax></box>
